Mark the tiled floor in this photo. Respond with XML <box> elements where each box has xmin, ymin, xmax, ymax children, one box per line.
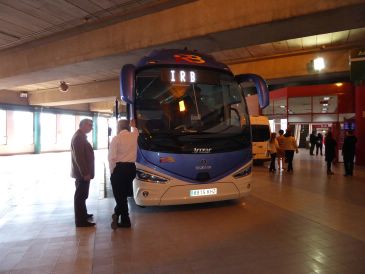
<box><xmin>0</xmin><ymin>150</ymin><xmax>365</xmax><ymax>274</ymax></box>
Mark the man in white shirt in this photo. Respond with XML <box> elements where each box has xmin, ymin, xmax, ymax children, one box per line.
<box><xmin>108</xmin><ymin>119</ymin><xmax>138</xmax><ymax>229</ymax></box>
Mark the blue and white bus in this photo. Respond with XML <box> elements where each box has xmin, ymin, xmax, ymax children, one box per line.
<box><xmin>120</xmin><ymin>49</ymin><xmax>269</xmax><ymax>206</ymax></box>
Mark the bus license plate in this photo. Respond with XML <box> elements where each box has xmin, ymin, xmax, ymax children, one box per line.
<box><xmin>190</xmin><ymin>188</ymin><xmax>217</xmax><ymax>197</ymax></box>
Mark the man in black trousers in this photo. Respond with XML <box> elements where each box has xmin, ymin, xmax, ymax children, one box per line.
<box><xmin>108</xmin><ymin>120</ymin><xmax>138</xmax><ymax>229</ymax></box>
<box><xmin>71</xmin><ymin>118</ymin><xmax>95</xmax><ymax>227</ymax></box>
<box><xmin>309</xmin><ymin>131</ymin><xmax>316</xmax><ymax>155</ymax></box>
<box><xmin>342</xmin><ymin>130</ymin><xmax>357</xmax><ymax>176</ymax></box>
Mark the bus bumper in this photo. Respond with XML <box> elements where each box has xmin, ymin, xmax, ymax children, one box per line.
<box><xmin>133</xmin><ymin>176</ymin><xmax>252</xmax><ymax>206</ymax></box>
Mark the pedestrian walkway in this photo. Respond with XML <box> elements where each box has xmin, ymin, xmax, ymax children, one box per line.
<box><xmin>0</xmin><ymin>149</ymin><xmax>364</xmax><ymax>274</ymax></box>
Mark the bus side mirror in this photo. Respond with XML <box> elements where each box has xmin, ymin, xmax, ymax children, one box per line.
<box><xmin>120</xmin><ymin>64</ymin><xmax>136</xmax><ymax>104</ymax></box>
<box><xmin>235</xmin><ymin>74</ymin><xmax>269</xmax><ymax>109</ymax></box>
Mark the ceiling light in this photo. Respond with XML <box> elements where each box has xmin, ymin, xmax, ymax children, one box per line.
<box><xmin>313</xmin><ymin>57</ymin><xmax>325</xmax><ymax>71</ymax></box>
<box><xmin>335</xmin><ymin>82</ymin><xmax>343</xmax><ymax>87</ymax></box>
<box><xmin>323</xmin><ymin>97</ymin><xmax>330</xmax><ymax>100</ymax></box>
<box><xmin>279</xmin><ymin>105</ymin><xmax>286</xmax><ymax>108</ymax></box>
<box><xmin>19</xmin><ymin>91</ymin><xmax>28</xmax><ymax>98</ymax></box>
<box><xmin>322</xmin><ymin>103</ymin><xmax>328</xmax><ymax>106</ymax></box>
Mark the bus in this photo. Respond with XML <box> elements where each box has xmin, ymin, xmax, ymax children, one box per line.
<box><xmin>120</xmin><ymin>49</ymin><xmax>269</xmax><ymax>206</ymax></box>
<box><xmin>250</xmin><ymin>115</ymin><xmax>271</xmax><ymax>163</ymax></box>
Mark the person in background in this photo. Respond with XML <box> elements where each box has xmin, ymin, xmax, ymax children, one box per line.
<box><xmin>282</xmin><ymin>128</ymin><xmax>299</xmax><ymax>173</ymax></box>
<box><xmin>276</xmin><ymin>129</ymin><xmax>285</xmax><ymax>171</ymax></box>
<box><xmin>316</xmin><ymin>132</ymin><xmax>323</xmax><ymax>156</ymax></box>
<box><xmin>324</xmin><ymin>132</ymin><xmax>337</xmax><ymax>175</ymax></box>
<box><xmin>268</xmin><ymin>132</ymin><xmax>279</xmax><ymax>172</ymax></box>
<box><xmin>342</xmin><ymin>130</ymin><xmax>357</xmax><ymax>176</ymax></box>
<box><xmin>108</xmin><ymin>119</ymin><xmax>138</xmax><ymax>229</ymax></box>
<box><xmin>71</xmin><ymin>118</ymin><xmax>95</xmax><ymax>227</ymax></box>
<box><xmin>309</xmin><ymin>131</ymin><xmax>317</xmax><ymax>156</ymax></box>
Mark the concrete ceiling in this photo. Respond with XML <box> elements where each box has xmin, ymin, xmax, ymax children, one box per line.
<box><xmin>0</xmin><ymin>0</ymin><xmax>194</xmax><ymax>50</ymax></box>
<box><xmin>0</xmin><ymin>0</ymin><xmax>364</xmax><ymax>112</ymax></box>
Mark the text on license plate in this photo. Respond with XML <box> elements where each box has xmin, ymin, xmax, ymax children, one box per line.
<box><xmin>190</xmin><ymin>188</ymin><xmax>217</xmax><ymax>197</ymax></box>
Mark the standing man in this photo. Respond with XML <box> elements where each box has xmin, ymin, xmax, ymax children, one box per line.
<box><xmin>324</xmin><ymin>132</ymin><xmax>337</xmax><ymax>175</ymax></box>
<box><xmin>309</xmin><ymin>131</ymin><xmax>317</xmax><ymax>155</ymax></box>
<box><xmin>316</xmin><ymin>133</ymin><xmax>323</xmax><ymax>156</ymax></box>
<box><xmin>71</xmin><ymin>118</ymin><xmax>95</xmax><ymax>227</ymax></box>
<box><xmin>108</xmin><ymin>119</ymin><xmax>138</xmax><ymax>229</ymax></box>
<box><xmin>342</xmin><ymin>130</ymin><xmax>357</xmax><ymax>176</ymax></box>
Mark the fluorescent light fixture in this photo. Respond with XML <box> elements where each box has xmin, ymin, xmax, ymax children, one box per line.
<box><xmin>279</xmin><ymin>105</ymin><xmax>286</xmax><ymax>108</ymax></box>
<box><xmin>322</xmin><ymin>103</ymin><xmax>328</xmax><ymax>106</ymax></box>
<box><xmin>19</xmin><ymin>92</ymin><xmax>28</xmax><ymax>98</ymax></box>
<box><xmin>323</xmin><ymin>97</ymin><xmax>330</xmax><ymax>100</ymax></box>
<box><xmin>313</xmin><ymin>57</ymin><xmax>325</xmax><ymax>71</ymax></box>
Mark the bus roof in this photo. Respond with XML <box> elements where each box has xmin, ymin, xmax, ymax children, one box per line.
<box><xmin>136</xmin><ymin>49</ymin><xmax>231</xmax><ymax>72</ymax></box>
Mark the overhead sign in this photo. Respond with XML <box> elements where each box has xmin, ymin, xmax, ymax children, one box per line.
<box><xmin>170</xmin><ymin>70</ymin><xmax>196</xmax><ymax>83</ymax></box>
<box><xmin>160</xmin><ymin>69</ymin><xmax>220</xmax><ymax>85</ymax></box>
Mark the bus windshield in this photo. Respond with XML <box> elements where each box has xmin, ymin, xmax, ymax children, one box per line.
<box><xmin>135</xmin><ymin>67</ymin><xmax>251</xmax><ymax>153</ymax></box>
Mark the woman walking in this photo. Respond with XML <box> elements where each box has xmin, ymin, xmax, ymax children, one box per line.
<box><xmin>268</xmin><ymin>132</ymin><xmax>279</xmax><ymax>172</ymax></box>
<box><xmin>282</xmin><ymin>129</ymin><xmax>299</xmax><ymax>172</ymax></box>
<box><xmin>276</xmin><ymin>129</ymin><xmax>285</xmax><ymax>170</ymax></box>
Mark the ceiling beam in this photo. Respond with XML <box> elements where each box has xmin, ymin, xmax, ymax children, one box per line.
<box><xmin>0</xmin><ymin>0</ymin><xmax>364</xmax><ymax>89</ymax></box>
<box><xmin>28</xmin><ymin>79</ymin><xmax>119</xmax><ymax>106</ymax></box>
<box><xmin>230</xmin><ymin>49</ymin><xmax>350</xmax><ymax>81</ymax></box>
<box><xmin>24</xmin><ymin>48</ymin><xmax>351</xmax><ymax>108</ymax></box>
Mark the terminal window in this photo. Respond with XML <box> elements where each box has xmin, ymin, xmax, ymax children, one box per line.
<box><xmin>0</xmin><ymin>109</ymin><xmax>6</xmax><ymax>145</ymax></box>
<box><xmin>11</xmin><ymin>110</ymin><xmax>33</xmax><ymax>145</ymax></box>
<box><xmin>40</xmin><ymin>112</ymin><xmax>57</xmax><ymax>146</ymax></box>
<box><xmin>58</xmin><ymin>114</ymin><xmax>76</xmax><ymax>145</ymax></box>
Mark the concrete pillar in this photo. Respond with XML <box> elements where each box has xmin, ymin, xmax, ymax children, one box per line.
<box><xmin>355</xmin><ymin>83</ymin><xmax>365</xmax><ymax>165</ymax></box>
<box><xmin>92</xmin><ymin>114</ymin><xmax>98</xmax><ymax>150</ymax></box>
<box><xmin>33</xmin><ymin>111</ymin><xmax>41</xmax><ymax>154</ymax></box>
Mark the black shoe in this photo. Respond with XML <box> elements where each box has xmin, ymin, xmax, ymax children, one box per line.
<box><xmin>76</xmin><ymin>221</ymin><xmax>95</xmax><ymax>227</ymax></box>
<box><xmin>111</xmin><ymin>214</ymin><xmax>119</xmax><ymax>230</ymax></box>
<box><xmin>87</xmin><ymin>213</ymin><xmax>93</xmax><ymax>218</ymax></box>
<box><xmin>118</xmin><ymin>216</ymin><xmax>131</xmax><ymax>228</ymax></box>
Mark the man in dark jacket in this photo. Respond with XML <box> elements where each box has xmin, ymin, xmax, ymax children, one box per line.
<box><xmin>71</xmin><ymin>118</ymin><xmax>95</xmax><ymax>227</ymax></box>
<box><xmin>324</xmin><ymin>132</ymin><xmax>337</xmax><ymax>175</ymax></box>
<box><xmin>316</xmin><ymin>133</ymin><xmax>323</xmax><ymax>156</ymax></box>
<box><xmin>309</xmin><ymin>132</ymin><xmax>316</xmax><ymax>155</ymax></box>
<box><xmin>342</xmin><ymin>130</ymin><xmax>357</xmax><ymax>176</ymax></box>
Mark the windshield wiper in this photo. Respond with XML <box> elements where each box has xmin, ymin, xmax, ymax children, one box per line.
<box><xmin>140</xmin><ymin>77</ymin><xmax>158</xmax><ymax>95</ymax></box>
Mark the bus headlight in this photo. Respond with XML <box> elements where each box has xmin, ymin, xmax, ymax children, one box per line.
<box><xmin>233</xmin><ymin>165</ymin><xmax>252</xmax><ymax>179</ymax></box>
<box><xmin>136</xmin><ymin>169</ymin><xmax>169</xmax><ymax>184</ymax></box>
